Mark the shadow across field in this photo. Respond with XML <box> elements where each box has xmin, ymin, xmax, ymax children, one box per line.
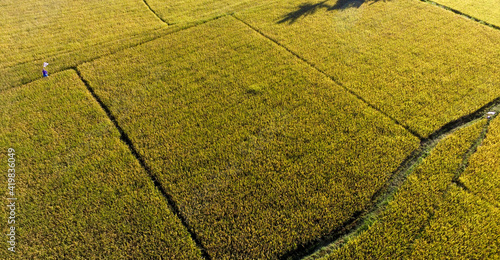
<box><xmin>278</xmin><ymin>0</ymin><xmax>384</xmax><ymax>24</ymax></box>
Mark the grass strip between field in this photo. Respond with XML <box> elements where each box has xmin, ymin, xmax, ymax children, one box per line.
<box><xmin>321</xmin><ymin>119</ymin><xmax>500</xmax><ymax>259</ymax></box>
<box><xmin>234</xmin><ymin>0</ymin><xmax>500</xmax><ymax>138</ymax></box>
<box><xmin>0</xmin><ymin>70</ymin><xmax>202</xmax><ymax>259</ymax></box>
<box><xmin>78</xmin><ymin>15</ymin><xmax>419</xmax><ymax>259</ymax></box>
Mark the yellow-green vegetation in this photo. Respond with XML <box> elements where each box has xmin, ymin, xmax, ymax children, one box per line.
<box><xmin>0</xmin><ymin>0</ymin><xmax>170</xmax><ymax>89</ymax></box>
<box><xmin>460</xmin><ymin>116</ymin><xmax>500</xmax><ymax>207</ymax></box>
<box><xmin>144</xmin><ymin>0</ymin><xmax>271</xmax><ymax>25</ymax></box>
<box><xmin>432</xmin><ymin>0</ymin><xmax>500</xmax><ymax>27</ymax></box>
<box><xmin>235</xmin><ymin>0</ymin><xmax>500</xmax><ymax>138</ymax></box>
<box><xmin>78</xmin><ymin>16</ymin><xmax>419</xmax><ymax>259</ymax></box>
<box><xmin>408</xmin><ymin>187</ymin><xmax>500</xmax><ymax>259</ymax></box>
<box><xmin>0</xmin><ymin>70</ymin><xmax>202</xmax><ymax>259</ymax></box>
<box><xmin>323</xmin><ymin>119</ymin><xmax>500</xmax><ymax>259</ymax></box>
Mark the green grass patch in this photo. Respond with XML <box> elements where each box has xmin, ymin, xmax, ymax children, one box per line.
<box><xmin>0</xmin><ymin>70</ymin><xmax>202</xmax><ymax>259</ymax></box>
<box><xmin>235</xmin><ymin>0</ymin><xmax>500</xmax><ymax>138</ymax></box>
<box><xmin>431</xmin><ymin>0</ymin><xmax>500</xmax><ymax>28</ymax></box>
<box><xmin>0</xmin><ymin>0</ymin><xmax>170</xmax><ymax>89</ymax></box>
<box><xmin>322</xmin><ymin>120</ymin><xmax>492</xmax><ymax>259</ymax></box>
<box><xmin>460</xmin><ymin>116</ymin><xmax>500</xmax><ymax>207</ymax></box>
<box><xmin>78</xmin><ymin>16</ymin><xmax>419</xmax><ymax>259</ymax></box>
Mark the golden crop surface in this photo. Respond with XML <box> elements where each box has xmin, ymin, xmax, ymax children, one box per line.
<box><xmin>461</xmin><ymin>116</ymin><xmax>500</xmax><ymax>207</ymax></box>
<box><xmin>0</xmin><ymin>71</ymin><xmax>202</xmax><ymax>259</ymax></box>
<box><xmin>3</xmin><ymin>0</ymin><xmax>500</xmax><ymax>258</ymax></box>
<box><xmin>78</xmin><ymin>16</ymin><xmax>419</xmax><ymax>259</ymax></box>
<box><xmin>0</xmin><ymin>0</ymin><xmax>169</xmax><ymax>89</ymax></box>
<box><xmin>144</xmin><ymin>0</ymin><xmax>272</xmax><ymax>25</ymax></box>
<box><xmin>432</xmin><ymin>0</ymin><xmax>500</xmax><ymax>27</ymax></box>
<box><xmin>325</xmin><ymin>119</ymin><xmax>500</xmax><ymax>259</ymax></box>
<box><xmin>235</xmin><ymin>0</ymin><xmax>500</xmax><ymax>138</ymax></box>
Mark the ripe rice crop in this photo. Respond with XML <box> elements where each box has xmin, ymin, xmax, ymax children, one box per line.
<box><xmin>432</xmin><ymin>0</ymin><xmax>500</xmax><ymax>27</ymax></box>
<box><xmin>460</xmin><ymin>116</ymin><xmax>500</xmax><ymax>207</ymax></box>
<box><xmin>324</xmin><ymin>120</ymin><xmax>500</xmax><ymax>259</ymax></box>
<box><xmin>78</xmin><ymin>16</ymin><xmax>419</xmax><ymax>259</ymax></box>
<box><xmin>144</xmin><ymin>0</ymin><xmax>272</xmax><ymax>25</ymax></box>
<box><xmin>0</xmin><ymin>0</ymin><xmax>170</xmax><ymax>89</ymax></box>
<box><xmin>0</xmin><ymin>70</ymin><xmax>202</xmax><ymax>259</ymax></box>
<box><xmin>235</xmin><ymin>0</ymin><xmax>500</xmax><ymax>138</ymax></box>
<box><xmin>408</xmin><ymin>186</ymin><xmax>500</xmax><ymax>259</ymax></box>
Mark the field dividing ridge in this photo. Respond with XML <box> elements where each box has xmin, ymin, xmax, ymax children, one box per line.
<box><xmin>0</xmin><ymin>13</ymin><xmax>230</xmax><ymax>94</ymax></box>
<box><xmin>231</xmin><ymin>14</ymin><xmax>422</xmax><ymax>140</ymax></box>
<box><xmin>294</xmin><ymin>102</ymin><xmax>500</xmax><ymax>259</ymax></box>
<box><xmin>420</xmin><ymin>0</ymin><xmax>500</xmax><ymax>29</ymax></box>
<box><xmin>142</xmin><ymin>0</ymin><xmax>171</xmax><ymax>25</ymax></box>
<box><xmin>234</xmin><ymin>0</ymin><xmax>500</xmax><ymax>138</ymax></box>
<box><xmin>73</xmin><ymin>67</ymin><xmax>212</xmax><ymax>259</ymax></box>
<box><xmin>459</xmin><ymin>107</ymin><xmax>500</xmax><ymax>208</ymax></box>
<box><xmin>320</xmin><ymin>118</ymin><xmax>500</xmax><ymax>259</ymax></box>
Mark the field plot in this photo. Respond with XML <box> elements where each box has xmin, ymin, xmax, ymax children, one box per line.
<box><xmin>0</xmin><ymin>71</ymin><xmax>202</xmax><ymax>259</ymax></box>
<box><xmin>235</xmin><ymin>0</ymin><xmax>500</xmax><ymax>138</ymax></box>
<box><xmin>144</xmin><ymin>0</ymin><xmax>272</xmax><ymax>25</ymax></box>
<box><xmin>78</xmin><ymin>16</ymin><xmax>419</xmax><ymax>259</ymax></box>
<box><xmin>432</xmin><ymin>0</ymin><xmax>500</xmax><ymax>27</ymax></box>
<box><xmin>324</xmin><ymin>119</ymin><xmax>500</xmax><ymax>259</ymax></box>
<box><xmin>460</xmin><ymin>116</ymin><xmax>500</xmax><ymax>207</ymax></box>
<box><xmin>0</xmin><ymin>0</ymin><xmax>169</xmax><ymax>89</ymax></box>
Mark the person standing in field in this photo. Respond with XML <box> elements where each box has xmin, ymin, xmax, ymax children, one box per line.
<box><xmin>43</xmin><ymin>62</ymin><xmax>49</xmax><ymax>77</ymax></box>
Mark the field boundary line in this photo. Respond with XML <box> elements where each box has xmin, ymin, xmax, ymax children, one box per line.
<box><xmin>300</xmin><ymin>101</ymin><xmax>500</xmax><ymax>259</ymax></box>
<box><xmin>2</xmin><ymin>14</ymin><xmax>229</xmax><ymax>93</ymax></box>
<box><xmin>231</xmin><ymin>14</ymin><xmax>500</xmax><ymax>259</ymax></box>
<box><xmin>72</xmin><ymin>67</ymin><xmax>212</xmax><ymax>260</ymax></box>
<box><xmin>230</xmin><ymin>14</ymin><xmax>423</xmax><ymax>140</ymax></box>
<box><xmin>142</xmin><ymin>0</ymin><xmax>171</xmax><ymax>25</ymax></box>
<box><xmin>451</xmin><ymin>108</ymin><xmax>500</xmax><ymax>210</ymax></box>
<box><xmin>418</xmin><ymin>0</ymin><xmax>500</xmax><ymax>31</ymax></box>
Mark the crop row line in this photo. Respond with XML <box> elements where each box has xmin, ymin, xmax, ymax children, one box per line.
<box><xmin>72</xmin><ymin>67</ymin><xmax>211</xmax><ymax>260</ymax></box>
<box><xmin>418</xmin><ymin>0</ymin><xmax>500</xmax><ymax>31</ymax></box>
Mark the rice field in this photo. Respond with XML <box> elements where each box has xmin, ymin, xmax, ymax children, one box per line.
<box><xmin>0</xmin><ymin>70</ymin><xmax>201</xmax><ymax>259</ymax></box>
<box><xmin>460</xmin><ymin>116</ymin><xmax>500</xmax><ymax>207</ymax></box>
<box><xmin>324</xmin><ymin>119</ymin><xmax>500</xmax><ymax>259</ymax></box>
<box><xmin>2</xmin><ymin>0</ymin><xmax>500</xmax><ymax>258</ymax></box>
<box><xmin>143</xmin><ymin>0</ymin><xmax>273</xmax><ymax>25</ymax></box>
<box><xmin>78</xmin><ymin>16</ymin><xmax>418</xmax><ymax>258</ymax></box>
<box><xmin>0</xmin><ymin>0</ymin><xmax>170</xmax><ymax>89</ymax></box>
<box><xmin>235</xmin><ymin>0</ymin><xmax>500</xmax><ymax>138</ymax></box>
<box><xmin>431</xmin><ymin>0</ymin><xmax>500</xmax><ymax>27</ymax></box>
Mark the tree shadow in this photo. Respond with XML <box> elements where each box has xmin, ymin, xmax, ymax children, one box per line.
<box><xmin>278</xmin><ymin>0</ymin><xmax>383</xmax><ymax>24</ymax></box>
